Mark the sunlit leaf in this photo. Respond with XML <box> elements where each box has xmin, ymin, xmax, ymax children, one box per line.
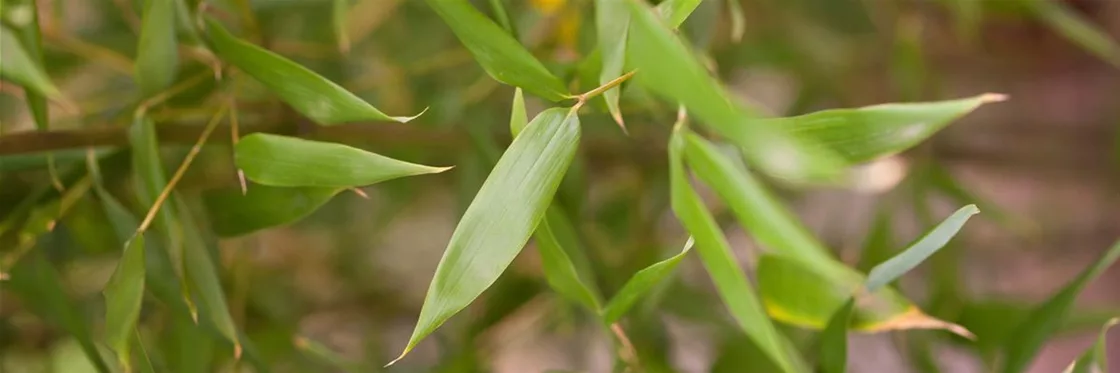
<box><xmin>393</xmin><ymin>107</ymin><xmax>580</xmax><ymax>364</ymax></box>
<box><xmin>595</xmin><ymin>0</ymin><xmax>630</xmax><ymax>126</ymax></box>
<box><xmin>764</xmin><ymin>94</ymin><xmax>1006</xmax><ymax>164</ymax></box>
<box><xmin>1002</xmin><ymin>240</ymin><xmax>1120</xmax><ymax>373</ymax></box>
<box><xmin>818</xmin><ymin>298</ymin><xmax>855</xmax><ymax>373</ymax></box>
<box><xmin>204</xmin><ymin>18</ymin><xmax>419</xmax><ymax>124</ymax></box>
<box><xmin>135</xmin><ymin>0</ymin><xmax>179</xmax><ymax>96</ymax></box>
<box><xmin>655</xmin><ymin>0</ymin><xmax>701</xmax><ymax>29</ymax></box>
<box><xmin>602</xmin><ymin>237</ymin><xmax>693</xmax><ymax>323</ymax></box>
<box><xmin>866</xmin><ymin>204</ymin><xmax>978</xmax><ymax>291</ymax></box>
<box><xmin>235</xmin><ymin>134</ymin><xmax>450</xmax><ymax>188</ymax></box>
<box><xmin>1064</xmin><ymin>318</ymin><xmax>1118</xmax><ymax>373</ymax></box>
<box><xmin>103</xmin><ymin>235</ymin><xmax>146</xmax><ymax>371</ymax></box>
<box><xmin>1025</xmin><ymin>0</ymin><xmax>1120</xmax><ymax>68</ymax></box>
<box><xmin>669</xmin><ymin>126</ymin><xmax>804</xmax><ymax>373</ymax></box>
<box><xmin>626</xmin><ymin>0</ymin><xmax>845</xmax><ymax>182</ymax></box>
<box><xmin>425</xmin><ymin>0</ymin><xmax>569</xmax><ymax>101</ymax></box>
<box><xmin>0</xmin><ymin>24</ymin><xmax>60</xmax><ymax>98</ymax></box>
<box><xmin>2</xmin><ymin>0</ymin><xmax>50</xmax><ymax>130</ymax></box>
<box><xmin>203</xmin><ymin>185</ymin><xmax>341</xmax><ymax>237</ymax></box>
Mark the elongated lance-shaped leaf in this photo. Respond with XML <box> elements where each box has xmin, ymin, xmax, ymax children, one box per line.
<box><xmin>3</xmin><ymin>0</ymin><xmax>50</xmax><ymax>129</ymax></box>
<box><xmin>135</xmin><ymin>0</ymin><xmax>179</xmax><ymax>96</ymax></box>
<box><xmin>1063</xmin><ymin>318</ymin><xmax>1118</xmax><ymax>373</ymax></box>
<box><xmin>129</xmin><ymin>116</ymin><xmax>189</xmax><ymax>292</ymax></box>
<box><xmin>332</xmin><ymin>0</ymin><xmax>350</xmax><ymax>53</ymax></box>
<box><xmin>866</xmin><ymin>204</ymin><xmax>978</xmax><ymax>291</ymax></box>
<box><xmin>235</xmin><ymin>134</ymin><xmax>451</xmax><ymax>188</ymax></box>
<box><xmin>103</xmin><ymin>235</ymin><xmax>146</xmax><ymax>371</ymax></box>
<box><xmin>602</xmin><ymin>237</ymin><xmax>693</xmax><ymax>323</ymax></box>
<box><xmin>8</xmin><ymin>253</ymin><xmax>111</xmax><ymax>373</ymax></box>
<box><xmin>510</xmin><ymin>88</ymin><xmax>528</xmax><ymax>134</ymax></box>
<box><xmin>537</xmin><ymin>210</ymin><xmax>602</xmax><ymax>312</ymax></box>
<box><xmin>764</xmin><ymin>94</ymin><xmax>1006</xmax><ymax>164</ymax></box>
<box><xmin>669</xmin><ymin>126</ymin><xmax>804</xmax><ymax>373</ymax></box>
<box><xmin>204</xmin><ymin>19</ymin><xmax>419</xmax><ymax>124</ymax></box>
<box><xmin>1002</xmin><ymin>240</ymin><xmax>1120</xmax><ymax>373</ymax></box>
<box><xmin>655</xmin><ymin>0</ymin><xmax>701</xmax><ymax>29</ymax></box>
<box><xmin>425</xmin><ymin>0</ymin><xmax>569</xmax><ymax>101</ymax></box>
<box><xmin>175</xmin><ymin>195</ymin><xmax>241</xmax><ymax>355</ymax></box>
<box><xmin>203</xmin><ymin>185</ymin><xmax>341</xmax><ymax>237</ymax></box>
<box><xmin>595</xmin><ymin>0</ymin><xmax>630</xmax><ymax>127</ymax></box>
<box><xmin>626</xmin><ymin>0</ymin><xmax>845</xmax><ymax>182</ymax></box>
<box><xmin>0</xmin><ymin>24</ymin><xmax>61</xmax><ymax>98</ymax></box>
<box><xmin>393</xmin><ymin>107</ymin><xmax>581</xmax><ymax>364</ymax></box>
<box><xmin>487</xmin><ymin>0</ymin><xmax>514</xmax><ymax>35</ymax></box>
<box><xmin>818</xmin><ymin>298</ymin><xmax>855</xmax><ymax>373</ymax></box>
<box><xmin>1024</xmin><ymin>0</ymin><xmax>1120</xmax><ymax>68</ymax></box>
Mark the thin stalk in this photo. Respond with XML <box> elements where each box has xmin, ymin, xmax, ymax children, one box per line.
<box><xmin>135</xmin><ymin>71</ymin><xmax>213</xmax><ymax>117</ymax></box>
<box><xmin>574</xmin><ymin>70</ymin><xmax>637</xmax><ymax>103</ymax></box>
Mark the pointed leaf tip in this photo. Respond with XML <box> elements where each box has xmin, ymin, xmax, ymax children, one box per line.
<box><xmin>979</xmin><ymin>93</ymin><xmax>1009</xmax><ymax>103</ymax></box>
<box><xmin>391</xmin><ymin>106</ymin><xmax>429</xmax><ymax>123</ymax></box>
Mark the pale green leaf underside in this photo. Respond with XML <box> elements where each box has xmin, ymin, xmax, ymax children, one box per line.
<box><xmin>866</xmin><ymin>204</ymin><xmax>979</xmax><ymax>291</ymax></box>
<box><xmin>602</xmin><ymin>237</ymin><xmax>694</xmax><ymax>323</ymax></box>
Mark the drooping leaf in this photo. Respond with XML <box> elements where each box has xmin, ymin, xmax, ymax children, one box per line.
<box><xmin>595</xmin><ymin>0</ymin><xmax>630</xmax><ymax>126</ymax></box>
<box><xmin>8</xmin><ymin>253</ymin><xmax>111</xmax><ymax>373</ymax></box>
<box><xmin>203</xmin><ymin>185</ymin><xmax>341</xmax><ymax>237</ymax></box>
<box><xmin>655</xmin><ymin>0</ymin><xmax>701</xmax><ymax>29</ymax></box>
<box><xmin>135</xmin><ymin>0</ymin><xmax>179</xmax><ymax>96</ymax></box>
<box><xmin>204</xmin><ymin>18</ymin><xmax>419</xmax><ymax>124</ymax></box>
<box><xmin>764</xmin><ymin>94</ymin><xmax>1006</xmax><ymax>164</ymax></box>
<box><xmin>393</xmin><ymin>107</ymin><xmax>580</xmax><ymax>364</ymax></box>
<box><xmin>103</xmin><ymin>235</ymin><xmax>146</xmax><ymax>371</ymax></box>
<box><xmin>1002</xmin><ymin>240</ymin><xmax>1120</xmax><ymax>373</ymax></box>
<box><xmin>602</xmin><ymin>237</ymin><xmax>694</xmax><ymax>323</ymax></box>
<box><xmin>1064</xmin><ymin>318</ymin><xmax>1118</xmax><ymax>373</ymax></box>
<box><xmin>425</xmin><ymin>0</ymin><xmax>569</xmax><ymax>101</ymax></box>
<box><xmin>1024</xmin><ymin>0</ymin><xmax>1120</xmax><ymax>68</ymax></box>
<box><xmin>866</xmin><ymin>204</ymin><xmax>978</xmax><ymax>291</ymax></box>
<box><xmin>235</xmin><ymin>134</ymin><xmax>450</xmax><ymax>188</ymax></box>
<box><xmin>537</xmin><ymin>210</ymin><xmax>601</xmax><ymax>312</ymax></box>
<box><xmin>818</xmin><ymin>298</ymin><xmax>855</xmax><ymax>373</ymax></box>
<box><xmin>0</xmin><ymin>24</ymin><xmax>60</xmax><ymax>98</ymax></box>
<box><xmin>669</xmin><ymin>126</ymin><xmax>803</xmax><ymax>373</ymax></box>
<box><xmin>626</xmin><ymin>0</ymin><xmax>845</xmax><ymax>182</ymax></box>
<box><xmin>175</xmin><ymin>196</ymin><xmax>241</xmax><ymax>355</ymax></box>
<box><xmin>129</xmin><ymin>116</ymin><xmax>187</xmax><ymax>290</ymax></box>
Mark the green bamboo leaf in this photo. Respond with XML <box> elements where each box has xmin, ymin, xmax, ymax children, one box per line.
<box><xmin>1064</xmin><ymin>318</ymin><xmax>1118</xmax><ymax>373</ymax></box>
<box><xmin>235</xmin><ymin>134</ymin><xmax>450</xmax><ymax>188</ymax></box>
<box><xmin>135</xmin><ymin>0</ymin><xmax>179</xmax><ymax>96</ymax></box>
<box><xmin>392</xmin><ymin>107</ymin><xmax>580</xmax><ymax>364</ymax></box>
<box><xmin>295</xmin><ymin>336</ymin><xmax>370</xmax><ymax>373</ymax></box>
<box><xmin>487</xmin><ymin>0</ymin><xmax>514</xmax><ymax>35</ymax></box>
<box><xmin>655</xmin><ymin>0</ymin><xmax>701</xmax><ymax>29</ymax></box>
<box><xmin>8</xmin><ymin>253</ymin><xmax>111</xmax><ymax>373</ymax></box>
<box><xmin>669</xmin><ymin>126</ymin><xmax>803</xmax><ymax>373</ymax></box>
<box><xmin>175</xmin><ymin>196</ymin><xmax>241</xmax><ymax>356</ymax></box>
<box><xmin>129</xmin><ymin>116</ymin><xmax>186</xmax><ymax>287</ymax></box>
<box><xmin>0</xmin><ymin>24</ymin><xmax>60</xmax><ymax>98</ymax></box>
<box><xmin>425</xmin><ymin>0</ymin><xmax>569</xmax><ymax>101</ymax></box>
<box><xmin>725</xmin><ymin>0</ymin><xmax>746</xmax><ymax>42</ymax></box>
<box><xmin>1025</xmin><ymin>0</ymin><xmax>1120</xmax><ymax>68</ymax></box>
<box><xmin>866</xmin><ymin>204</ymin><xmax>978</xmax><ymax>291</ymax></box>
<box><xmin>510</xmin><ymin>88</ymin><xmax>528</xmax><ymax>135</ymax></box>
<box><xmin>103</xmin><ymin>235</ymin><xmax>146</xmax><ymax>371</ymax></box>
<box><xmin>818</xmin><ymin>298</ymin><xmax>855</xmax><ymax>373</ymax></box>
<box><xmin>595</xmin><ymin>0</ymin><xmax>630</xmax><ymax>126</ymax></box>
<box><xmin>3</xmin><ymin>0</ymin><xmax>50</xmax><ymax>129</ymax></box>
<box><xmin>332</xmin><ymin>0</ymin><xmax>351</xmax><ymax>53</ymax></box>
<box><xmin>204</xmin><ymin>19</ymin><xmax>420</xmax><ymax>124</ymax></box>
<box><xmin>602</xmin><ymin>237</ymin><xmax>693</xmax><ymax>323</ymax></box>
<box><xmin>203</xmin><ymin>185</ymin><xmax>341</xmax><ymax>237</ymax></box>
<box><xmin>537</xmin><ymin>209</ymin><xmax>601</xmax><ymax>312</ymax></box>
<box><xmin>626</xmin><ymin>0</ymin><xmax>845</xmax><ymax>182</ymax></box>
<box><xmin>1002</xmin><ymin>240</ymin><xmax>1120</xmax><ymax>373</ymax></box>
<box><xmin>134</xmin><ymin>331</ymin><xmax>157</xmax><ymax>373</ymax></box>
<box><xmin>764</xmin><ymin>94</ymin><xmax>1006</xmax><ymax>164</ymax></box>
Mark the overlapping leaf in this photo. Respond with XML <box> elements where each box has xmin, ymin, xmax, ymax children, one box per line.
<box><xmin>602</xmin><ymin>237</ymin><xmax>693</xmax><ymax>323</ymax></box>
<box><xmin>655</xmin><ymin>0</ymin><xmax>701</xmax><ymax>29</ymax></box>
<box><xmin>0</xmin><ymin>24</ymin><xmax>60</xmax><ymax>98</ymax></box>
<box><xmin>3</xmin><ymin>0</ymin><xmax>51</xmax><ymax>129</ymax></box>
<box><xmin>595</xmin><ymin>0</ymin><xmax>630</xmax><ymax>126</ymax></box>
<box><xmin>393</xmin><ymin>107</ymin><xmax>581</xmax><ymax>364</ymax></box>
<box><xmin>103</xmin><ymin>235</ymin><xmax>146</xmax><ymax>371</ymax></box>
<box><xmin>204</xmin><ymin>19</ymin><xmax>418</xmax><ymax>124</ymax></box>
<box><xmin>537</xmin><ymin>210</ymin><xmax>601</xmax><ymax>312</ymax></box>
<box><xmin>235</xmin><ymin>133</ymin><xmax>450</xmax><ymax>188</ymax></box>
<box><xmin>425</xmin><ymin>0</ymin><xmax>568</xmax><ymax>101</ymax></box>
<box><xmin>818</xmin><ymin>299</ymin><xmax>855</xmax><ymax>373</ymax></box>
<box><xmin>175</xmin><ymin>196</ymin><xmax>241</xmax><ymax>356</ymax></box>
<box><xmin>203</xmin><ymin>185</ymin><xmax>341</xmax><ymax>237</ymax></box>
<box><xmin>135</xmin><ymin>0</ymin><xmax>179</xmax><ymax>96</ymax></box>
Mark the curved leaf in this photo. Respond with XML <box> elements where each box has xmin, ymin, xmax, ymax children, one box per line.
<box><xmin>204</xmin><ymin>19</ymin><xmax>419</xmax><ymax>124</ymax></box>
<box><xmin>866</xmin><ymin>204</ymin><xmax>978</xmax><ymax>291</ymax></box>
<box><xmin>510</xmin><ymin>87</ymin><xmax>527</xmax><ymax>135</ymax></box>
<box><xmin>203</xmin><ymin>185</ymin><xmax>341</xmax><ymax>237</ymax></box>
<box><xmin>235</xmin><ymin>134</ymin><xmax>450</xmax><ymax>188</ymax></box>
<box><xmin>595</xmin><ymin>0</ymin><xmax>630</xmax><ymax>126</ymax></box>
<box><xmin>625</xmin><ymin>0</ymin><xmax>845</xmax><ymax>182</ymax></box>
<box><xmin>1002</xmin><ymin>240</ymin><xmax>1120</xmax><ymax>373</ymax></box>
<box><xmin>538</xmin><ymin>210</ymin><xmax>601</xmax><ymax>312</ymax></box>
<box><xmin>0</xmin><ymin>24</ymin><xmax>60</xmax><ymax>98</ymax></box>
<box><xmin>1064</xmin><ymin>318</ymin><xmax>1118</xmax><ymax>373</ymax></box>
<box><xmin>136</xmin><ymin>0</ymin><xmax>179</xmax><ymax>96</ymax></box>
<box><xmin>602</xmin><ymin>237</ymin><xmax>693</xmax><ymax>323</ymax></box>
<box><xmin>392</xmin><ymin>107</ymin><xmax>580</xmax><ymax>364</ymax></box>
<box><xmin>1025</xmin><ymin>0</ymin><xmax>1120</xmax><ymax>68</ymax></box>
<box><xmin>655</xmin><ymin>0</ymin><xmax>701</xmax><ymax>29</ymax></box>
<box><xmin>425</xmin><ymin>0</ymin><xmax>568</xmax><ymax>101</ymax></box>
<box><xmin>103</xmin><ymin>235</ymin><xmax>146</xmax><ymax>371</ymax></box>
<box><xmin>766</xmin><ymin>94</ymin><xmax>1006</xmax><ymax>164</ymax></box>
<box><xmin>669</xmin><ymin>126</ymin><xmax>804</xmax><ymax>373</ymax></box>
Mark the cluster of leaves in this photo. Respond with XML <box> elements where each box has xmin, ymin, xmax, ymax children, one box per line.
<box><xmin>1</xmin><ymin>0</ymin><xmax>1119</xmax><ymax>372</ymax></box>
